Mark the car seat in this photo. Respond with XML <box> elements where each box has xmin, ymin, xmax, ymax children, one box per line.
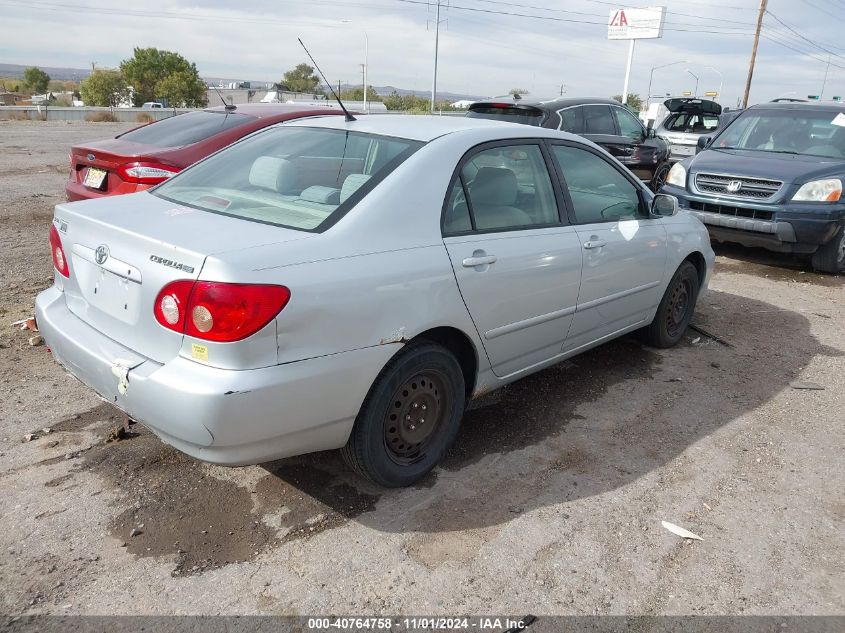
<box><xmin>468</xmin><ymin>167</ymin><xmax>532</xmax><ymax>230</ymax></box>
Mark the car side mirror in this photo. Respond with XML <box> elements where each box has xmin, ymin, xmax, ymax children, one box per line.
<box><xmin>696</xmin><ymin>135</ymin><xmax>712</xmax><ymax>152</ymax></box>
<box><xmin>647</xmin><ymin>127</ymin><xmax>656</xmax><ymax>139</ymax></box>
<box><xmin>651</xmin><ymin>194</ymin><xmax>678</xmax><ymax>217</ymax></box>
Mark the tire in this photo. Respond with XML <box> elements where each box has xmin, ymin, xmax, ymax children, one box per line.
<box><xmin>341</xmin><ymin>342</ymin><xmax>465</xmax><ymax>487</ymax></box>
<box><xmin>810</xmin><ymin>223</ymin><xmax>845</xmax><ymax>274</ymax></box>
<box><xmin>650</xmin><ymin>162</ymin><xmax>671</xmax><ymax>193</ymax></box>
<box><xmin>641</xmin><ymin>261</ymin><xmax>700</xmax><ymax>348</ymax></box>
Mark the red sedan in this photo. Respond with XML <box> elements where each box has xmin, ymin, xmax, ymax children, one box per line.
<box><xmin>66</xmin><ymin>103</ymin><xmax>344</xmax><ymax>201</ymax></box>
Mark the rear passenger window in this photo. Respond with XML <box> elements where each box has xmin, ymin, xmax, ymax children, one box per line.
<box><xmin>443</xmin><ymin>178</ymin><xmax>472</xmax><ymax>233</ymax></box>
<box><xmin>582</xmin><ymin>105</ymin><xmax>615</xmax><ymax>135</ymax></box>
<box><xmin>559</xmin><ymin>108</ymin><xmax>581</xmax><ymax>133</ymax></box>
<box><xmin>551</xmin><ymin>145</ymin><xmax>642</xmax><ymax>223</ymax></box>
<box><xmin>457</xmin><ymin>145</ymin><xmax>559</xmax><ymax>232</ymax></box>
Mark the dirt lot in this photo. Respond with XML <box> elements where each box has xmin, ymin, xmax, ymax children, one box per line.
<box><xmin>0</xmin><ymin>120</ymin><xmax>843</xmax><ymax>617</ymax></box>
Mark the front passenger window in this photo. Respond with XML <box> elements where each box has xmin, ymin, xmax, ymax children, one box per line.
<box><xmin>551</xmin><ymin>145</ymin><xmax>642</xmax><ymax>223</ymax></box>
<box><xmin>614</xmin><ymin>107</ymin><xmax>645</xmax><ymax>141</ymax></box>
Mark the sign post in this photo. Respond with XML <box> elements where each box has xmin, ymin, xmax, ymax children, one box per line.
<box><xmin>608</xmin><ymin>6</ymin><xmax>666</xmax><ymax>106</ymax></box>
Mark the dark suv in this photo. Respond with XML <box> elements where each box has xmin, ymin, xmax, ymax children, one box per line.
<box><xmin>467</xmin><ymin>96</ymin><xmax>671</xmax><ymax>190</ymax></box>
<box><xmin>659</xmin><ymin>102</ymin><xmax>845</xmax><ymax>273</ymax></box>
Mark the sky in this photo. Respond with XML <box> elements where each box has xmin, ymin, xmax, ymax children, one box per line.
<box><xmin>1</xmin><ymin>0</ymin><xmax>844</xmax><ymax>106</ymax></box>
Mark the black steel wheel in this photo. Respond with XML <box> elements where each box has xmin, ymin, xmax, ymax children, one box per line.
<box><xmin>641</xmin><ymin>261</ymin><xmax>700</xmax><ymax>348</ymax></box>
<box><xmin>342</xmin><ymin>342</ymin><xmax>465</xmax><ymax>487</ymax></box>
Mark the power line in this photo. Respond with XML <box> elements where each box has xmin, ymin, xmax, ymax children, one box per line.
<box><xmin>765</xmin><ymin>9</ymin><xmax>845</xmax><ymax>62</ymax></box>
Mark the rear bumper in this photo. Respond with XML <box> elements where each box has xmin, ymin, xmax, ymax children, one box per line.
<box><xmin>35</xmin><ymin>285</ymin><xmax>397</xmax><ymax>465</ymax></box>
<box><xmin>662</xmin><ymin>185</ymin><xmax>844</xmax><ymax>253</ymax></box>
<box><xmin>65</xmin><ymin>179</ymin><xmax>147</xmax><ymax>202</ymax></box>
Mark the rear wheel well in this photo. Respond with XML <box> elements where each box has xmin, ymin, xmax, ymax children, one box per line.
<box><xmin>412</xmin><ymin>327</ymin><xmax>477</xmax><ymax>398</ymax></box>
<box><xmin>684</xmin><ymin>251</ymin><xmax>707</xmax><ymax>289</ymax></box>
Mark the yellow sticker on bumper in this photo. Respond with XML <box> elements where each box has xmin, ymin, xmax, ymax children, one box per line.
<box><xmin>191</xmin><ymin>343</ymin><xmax>209</xmax><ymax>362</ymax></box>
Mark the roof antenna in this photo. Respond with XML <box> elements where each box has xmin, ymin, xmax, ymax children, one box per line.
<box><xmin>211</xmin><ymin>84</ymin><xmax>237</xmax><ymax>111</ymax></box>
<box><xmin>298</xmin><ymin>37</ymin><xmax>356</xmax><ymax>122</ymax></box>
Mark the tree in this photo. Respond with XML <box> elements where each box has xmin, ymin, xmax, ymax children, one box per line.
<box><xmin>338</xmin><ymin>86</ymin><xmax>381</xmax><ymax>102</ymax></box>
<box><xmin>80</xmin><ymin>69</ymin><xmax>130</xmax><ymax>107</ymax></box>
<box><xmin>282</xmin><ymin>63</ymin><xmax>320</xmax><ymax>93</ymax></box>
<box><xmin>23</xmin><ymin>67</ymin><xmax>50</xmax><ymax>94</ymax></box>
<box><xmin>612</xmin><ymin>93</ymin><xmax>644</xmax><ymax>112</ymax></box>
<box><xmin>155</xmin><ymin>71</ymin><xmax>208</xmax><ymax>107</ymax></box>
<box><xmin>120</xmin><ymin>47</ymin><xmax>206</xmax><ymax>106</ymax></box>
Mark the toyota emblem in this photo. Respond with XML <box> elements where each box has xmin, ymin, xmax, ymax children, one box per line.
<box><xmin>95</xmin><ymin>244</ymin><xmax>110</xmax><ymax>265</ymax></box>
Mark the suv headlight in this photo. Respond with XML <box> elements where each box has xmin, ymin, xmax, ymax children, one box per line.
<box><xmin>791</xmin><ymin>178</ymin><xmax>842</xmax><ymax>202</ymax></box>
<box><xmin>666</xmin><ymin>163</ymin><xmax>686</xmax><ymax>188</ymax></box>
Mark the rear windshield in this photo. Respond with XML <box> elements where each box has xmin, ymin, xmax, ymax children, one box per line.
<box><xmin>153</xmin><ymin>126</ymin><xmax>422</xmax><ymax>231</ymax></box>
<box><xmin>118</xmin><ymin>111</ymin><xmax>253</xmax><ymax>147</ymax></box>
<box><xmin>712</xmin><ymin>108</ymin><xmax>845</xmax><ymax>158</ymax></box>
<box><xmin>467</xmin><ymin>106</ymin><xmax>544</xmax><ymax>126</ymax></box>
<box><xmin>664</xmin><ymin>112</ymin><xmax>720</xmax><ymax>133</ymax></box>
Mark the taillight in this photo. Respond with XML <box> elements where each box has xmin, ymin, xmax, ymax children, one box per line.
<box><xmin>154</xmin><ymin>281</ymin><xmax>290</xmax><ymax>343</ymax></box>
<box><xmin>49</xmin><ymin>224</ymin><xmax>69</xmax><ymax>277</ymax></box>
<box><xmin>117</xmin><ymin>161</ymin><xmax>179</xmax><ymax>185</ymax></box>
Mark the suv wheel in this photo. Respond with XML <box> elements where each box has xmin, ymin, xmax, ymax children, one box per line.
<box><xmin>341</xmin><ymin>342</ymin><xmax>465</xmax><ymax>487</ymax></box>
<box><xmin>811</xmin><ymin>223</ymin><xmax>845</xmax><ymax>274</ymax></box>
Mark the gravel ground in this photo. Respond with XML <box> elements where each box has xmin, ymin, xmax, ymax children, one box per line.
<box><xmin>0</xmin><ymin>120</ymin><xmax>843</xmax><ymax>618</ymax></box>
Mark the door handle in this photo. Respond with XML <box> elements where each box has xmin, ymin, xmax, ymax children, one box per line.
<box><xmin>583</xmin><ymin>240</ymin><xmax>607</xmax><ymax>250</ymax></box>
<box><xmin>462</xmin><ymin>255</ymin><xmax>498</xmax><ymax>267</ymax></box>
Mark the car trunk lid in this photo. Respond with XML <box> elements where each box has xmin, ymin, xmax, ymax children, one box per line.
<box><xmin>663</xmin><ymin>97</ymin><xmax>722</xmax><ymax>115</ymax></box>
<box><xmin>53</xmin><ymin>192</ymin><xmax>312</xmax><ymax>363</ymax></box>
<box><xmin>69</xmin><ymin>138</ymin><xmax>183</xmax><ymax>194</ymax></box>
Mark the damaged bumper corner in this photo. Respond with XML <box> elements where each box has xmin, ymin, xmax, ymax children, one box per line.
<box><xmin>35</xmin><ymin>285</ymin><xmax>398</xmax><ymax>465</ymax></box>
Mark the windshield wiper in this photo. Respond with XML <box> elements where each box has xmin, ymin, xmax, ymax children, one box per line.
<box><xmin>761</xmin><ymin>149</ymin><xmax>801</xmax><ymax>155</ymax></box>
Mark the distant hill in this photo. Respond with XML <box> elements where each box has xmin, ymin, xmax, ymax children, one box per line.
<box><xmin>0</xmin><ymin>64</ymin><xmax>487</xmax><ymax>102</ymax></box>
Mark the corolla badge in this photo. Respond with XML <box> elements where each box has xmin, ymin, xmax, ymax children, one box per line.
<box><xmin>87</xmin><ymin>153</ymin><xmax>96</xmax><ymax>162</ymax></box>
<box><xmin>726</xmin><ymin>180</ymin><xmax>743</xmax><ymax>193</ymax></box>
<box><xmin>95</xmin><ymin>244</ymin><xmax>110</xmax><ymax>265</ymax></box>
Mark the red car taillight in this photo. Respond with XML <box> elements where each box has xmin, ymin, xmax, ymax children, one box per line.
<box><xmin>117</xmin><ymin>161</ymin><xmax>180</xmax><ymax>185</ymax></box>
<box><xmin>154</xmin><ymin>281</ymin><xmax>290</xmax><ymax>343</ymax></box>
<box><xmin>49</xmin><ymin>224</ymin><xmax>70</xmax><ymax>277</ymax></box>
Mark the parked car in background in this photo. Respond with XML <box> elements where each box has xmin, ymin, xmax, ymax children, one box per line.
<box><xmin>66</xmin><ymin>103</ymin><xmax>344</xmax><ymax>201</ymax></box>
<box><xmin>660</xmin><ymin>101</ymin><xmax>845</xmax><ymax>273</ymax></box>
<box><xmin>655</xmin><ymin>97</ymin><xmax>742</xmax><ymax>162</ymax></box>
<box><xmin>142</xmin><ymin>102</ymin><xmax>164</xmax><ymax>109</ymax></box>
<box><xmin>467</xmin><ymin>96</ymin><xmax>672</xmax><ymax>191</ymax></box>
<box><xmin>38</xmin><ymin>115</ymin><xmax>714</xmax><ymax>487</ymax></box>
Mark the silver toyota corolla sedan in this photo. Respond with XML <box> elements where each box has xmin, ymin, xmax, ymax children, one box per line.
<box><xmin>36</xmin><ymin>115</ymin><xmax>714</xmax><ymax>487</ymax></box>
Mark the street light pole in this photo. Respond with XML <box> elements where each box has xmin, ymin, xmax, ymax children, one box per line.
<box><xmin>703</xmin><ymin>66</ymin><xmax>723</xmax><ymax>102</ymax></box>
<box><xmin>647</xmin><ymin>60</ymin><xmax>687</xmax><ymax>107</ymax></box>
<box><xmin>686</xmin><ymin>69</ymin><xmax>700</xmax><ymax>97</ymax></box>
<box><xmin>363</xmin><ymin>31</ymin><xmax>369</xmax><ymax>113</ymax></box>
<box><xmin>341</xmin><ymin>20</ymin><xmax>369</xmax><ymax>113</ymax></box>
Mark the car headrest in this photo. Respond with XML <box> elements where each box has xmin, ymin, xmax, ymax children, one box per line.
<box><xmin>470</xmin><ymin>167</ymin><xmax>518</xmax><ymax>206</ymax></box>
<box><xmin>340</xmin><ymin>173</ymin><xmax>371</xmax><ymax>203</ymax></box>
<box><xmin>249</xmin><ymin>156</ymin><xmax>298</xmax><ymax>193</ymax></box>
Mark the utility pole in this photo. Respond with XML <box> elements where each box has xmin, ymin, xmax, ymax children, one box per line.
<box><xmin>430</xmin><ymin>0</ymin><xmax>444</xmax><ymax>113</ymax></box>
<box><xmin>743</xmin><ymin>0</ymin><xmax>768</xmax><ymax>108</ymax></box>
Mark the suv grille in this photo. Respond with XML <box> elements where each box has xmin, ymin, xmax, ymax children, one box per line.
<box><xmin>689</xmin><ymin>200</ymin><xmax>774</xmax><ymax>221</ymax></box>
<box><xmin>694</xmin><ymin>173</ymin><xmax>782</xmax><ymax>200</ymax></box>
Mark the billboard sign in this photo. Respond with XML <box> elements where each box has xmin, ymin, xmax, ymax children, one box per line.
<box><xmin>608</xmin><ymin>6</ymin><xmax>666</xmax><ymax>40</ymax></box>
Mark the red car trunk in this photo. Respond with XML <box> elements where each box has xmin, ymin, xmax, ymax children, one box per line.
<box><xmin>66</xmin><ymin>105</ymin><xmax>344</xmax><ymax>202</ymax></box>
